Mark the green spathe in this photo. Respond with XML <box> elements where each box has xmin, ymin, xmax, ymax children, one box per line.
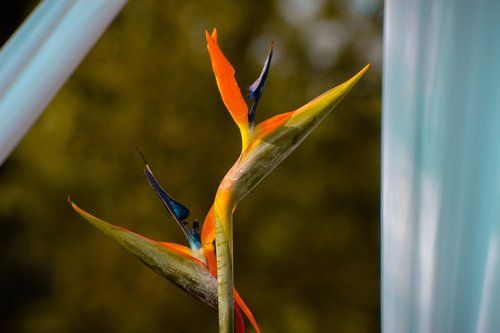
<box><xmin>69</xmin><ymin>198</ymin><xmax>218</xmax><ymax>310</ymax></box>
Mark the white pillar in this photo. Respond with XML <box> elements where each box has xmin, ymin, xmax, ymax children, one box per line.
<box><xmin>0</xmin><ymin>0</ymin><xmax>127</xmax><ymax>165</ymax></box>
<box><xmin>382</xmin><ymin>0</ymin><xmax>500</xmax><ymax>332</ymax></box>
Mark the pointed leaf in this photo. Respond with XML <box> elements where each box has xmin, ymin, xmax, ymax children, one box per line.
<box><xmin>68</xmin><ymin>198</ymin><xmax>218</xmax><ymax>310</ymax></box>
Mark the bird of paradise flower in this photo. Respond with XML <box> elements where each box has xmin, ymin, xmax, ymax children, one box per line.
<box><xmin>69</xmin><ymin>28</ymin><xmax>369</xmax><ymax>332</ymax></box>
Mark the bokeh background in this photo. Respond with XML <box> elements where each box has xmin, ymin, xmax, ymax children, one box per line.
<box><xmin>0</xmin><ymin>0</ymin><xmax>382</xmax><ymax>332</ymax></box>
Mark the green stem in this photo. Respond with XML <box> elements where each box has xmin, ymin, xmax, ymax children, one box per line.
<box><xmin>214</xmin><ymin>193</ymin><xmax>234</xmax><ymax>333</ymax></box>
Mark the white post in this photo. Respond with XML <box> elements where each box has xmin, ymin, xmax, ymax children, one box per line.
<box><xmin>382</xmin><ymin>0</ymin><xmax>500</xmax><ymax>332</ymax></box>
<box><xmin>0</xmin><ymin>0</ymin><xmax>127</xmax><ymax>165</ymax></box>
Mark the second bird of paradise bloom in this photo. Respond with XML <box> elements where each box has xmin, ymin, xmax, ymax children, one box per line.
<box><xmin>70</xmin><ymin>28</ymin><xmax>369</xmax><ymax>332</ymax></box>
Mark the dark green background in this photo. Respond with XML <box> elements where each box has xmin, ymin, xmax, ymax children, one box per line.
<box><xmin>0</xmin><ymin>0</ymin><xmax>382</xmax><ymax>332</ymax></box>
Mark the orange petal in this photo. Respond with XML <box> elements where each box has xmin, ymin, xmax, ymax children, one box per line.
<box><xmin>235</xmin><ymin>301</ymin><xmax>246</xmax><ymax>333</ymax></box>
<box><xmin>206</xmin><ymin>30</ymin><xmax>247</xmax><ymax>124</ymax></box>
<box><xmin>157</xmin><ymin>242</ymin><xmax>206</xmax><ymax>265</ymax></box>
<box><xmin>211</xmin><ymin>28</ymin><xmax>218</xmax><ymax>43</ymax></box>
<box><xmin>201</xmin><ymin>204</ymin><xmax>215</xmax><ymax>245</ymax></box>
<box><xmin>203</xmin><ymin>243</ymin><xmax>218</xmax><ymax>276</ymax></box>
<box><xmin>254</xmin><ymin>111</ymin><xmax>293</xmax><ymax>140</ymax></box>
<box><xmin>235</xmin><ymin>289</ymin><xmax>261</xmax><ymax>333</ymax></box>
<box><xmin>206</xmin><ymin>30</ymin><xmax>249</xmax><ymax>146</ymax></box>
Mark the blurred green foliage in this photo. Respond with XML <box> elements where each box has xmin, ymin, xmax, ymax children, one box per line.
<box><xmin>0</xmin><ymin>0</ymin><xmax>382</xmax><ymax>332</ymax></box>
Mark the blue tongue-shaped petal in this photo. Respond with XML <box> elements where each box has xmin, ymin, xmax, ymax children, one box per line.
<box><xmin>138</xmin><ymin>150</ymin><xmax>201</xmax><ymax>249</ymax></box>
<box><xmin>247</xmin><ymin>41</ymin><xmax>274</xmax><ymax>128</ymax></box>
<box><xmin>144</xmin><ymin>165</ymin><xmax>190</xmax><ymax>221</ymax></box>
<box><xmin>143</xmin><ymin>164</ymin><xmax>201</xmax><ymax>249</ymax></box>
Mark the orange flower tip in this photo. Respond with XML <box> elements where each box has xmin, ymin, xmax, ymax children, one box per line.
<box><xmin>234</xmin><ymin>289</ymin><xmax>261</xmax><ymax>333</ymax></box>
<box><xmin>205</xmin><ymin>29</ymin><xmax>217</xmax><ymax>44</ymax></box>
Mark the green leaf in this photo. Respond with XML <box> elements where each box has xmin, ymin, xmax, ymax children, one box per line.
<box><xmin>68</xmin><ymin>198</ymin><xmax>218</xmax><ymax>310</ymax></box>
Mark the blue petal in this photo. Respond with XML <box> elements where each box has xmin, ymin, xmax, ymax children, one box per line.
<box><xmin>144</xmin><ymin>165</ymin><xmax>190</xmax><ymax>221</ymax></box>
<box><xmin>137</xmin><ymin>149</ymin><xmax>201</xmax><ymax>250</ymax></box>
<box><xmin>143</xmin><ymin>164</ymin><xmax>201</xmax><ymax>248</ymax></box>
<box><xmin>247</xmin><ymin>41</ymin><xmax>274</xmax><ymax>126</ymax></box>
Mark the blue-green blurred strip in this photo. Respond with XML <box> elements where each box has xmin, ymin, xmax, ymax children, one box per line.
<box><xmin>382</xmin><ymin>0</ymin><xmax>500</xmax><ymax>332</ymax></box>
<box><xmin>0</xmin><ymin>0</ymin><xmax>127</xmax><ymax>165</ymax></box>
<box><xmin>0</xmin><ymin>1</ymin><xmax>72</xmax><ymax>93</ymax></box>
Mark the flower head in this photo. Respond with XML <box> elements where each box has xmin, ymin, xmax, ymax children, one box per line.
<box><xmin>70</xmin><ymin>28</ymin><xmax>368</xmax><ymax>333</ymax></box>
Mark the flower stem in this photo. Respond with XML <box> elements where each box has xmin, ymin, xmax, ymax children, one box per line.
<box><xmin>214</xmin><ymin>190</ymin><xmax>235</xmax><ymax>332</ymax></box>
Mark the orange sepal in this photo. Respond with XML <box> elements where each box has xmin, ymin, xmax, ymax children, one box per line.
<box><xmin>203</xmin><ymin>243</ymin><xmax>218</xmax><ymax>276</ymax></box>
<box><xmin>235</xmin><ymin>289</ymin><xmax>261</xmax><ymax>333</ymax></box>
<box><xmin>206</xmin><ymin>29</ymin><xmax>249</xmax><ymax>140</ymax></box>
<box><xmin>211</xmin><ymin>29</ymin><xmax>218</xmax><ymax>43</ymax></box>
<box><xmin>235</xmin><ymin>301</ymin><xmax>246</xmax><ymax>333</ymax></box>
<box><xmin>156</xmin><ymin>242</ymin><xmax>206</xmax><ymax>266</ymax></box>
<box><xmin>254</xmin><ymin>111</ymin><xmax>293</xmax><ymax>139</ymax></box>
<box><xmin>201</xmin><ymin>204</ymin><xmax>215</xmax><ymax>245</ymax></box>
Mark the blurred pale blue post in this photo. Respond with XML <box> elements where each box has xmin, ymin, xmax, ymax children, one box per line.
<box><xmin>383</xmin><ymin>0</ymin><xmax>500</xmax><ymax>332</ymax></box>
<box><xmin>0</xmin><ymin>0</ymin><xmax>127</xmax><ymax>165</ymax></box>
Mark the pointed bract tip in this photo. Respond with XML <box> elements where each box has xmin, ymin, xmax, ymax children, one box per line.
<box><xmin>136</xmin><ymin>147</ymin><xmax>148</xmax><ymax>166</ymax></box>
<box><xmin>68</xmin><ymin>195</ymin><xmax>80</xmax><ymax>212</ymax></box>
<box><xmin>360</xmin><ymin>63</ymin><xmax>370</xmax><ymax>75</ymax></box>
<box><xmin>354</xmin><ymin>64</ymin><xmax>370</xmax><ymax>81</ymax></box>
<box><xmin>68</xmin><ymin>197</ymin><xmax>91</xmax><ymax>219</ymax></box>
<box><xmin>336</xmin><ymin>63</ymin><xmax>370</xmax><ymax>93</ymax></box>
<box><xmin>68</xmin><ymin>199</ymin><xmax>107</xmax><ymax>231</ymax></box>
<box><xmin>67</xmin><ymin>195</ymin><xmax>77</xmax><ymax>213</ymax></box>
